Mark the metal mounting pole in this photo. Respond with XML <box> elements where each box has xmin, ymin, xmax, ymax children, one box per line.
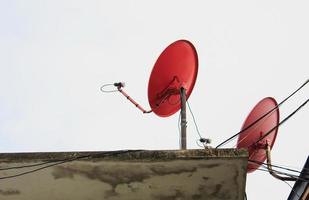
<box><xmin>265</xmin><ymin>144</ymin><xmax>297</xmax><ymax>181</ymax></box>
<box><xmin>180</xmin><ymin>87</ymin><xmax>187</xmax><ymax>150</ymax></box>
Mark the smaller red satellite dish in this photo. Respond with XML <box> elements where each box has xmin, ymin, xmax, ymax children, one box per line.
<box><xmin>147</xmin><ymin>40</ymin><xmax>198</xmax><ymax>117</ymax></box>
<box><xmin>237</xmin><ymin>97</ymin><xmax>280</xmax><ymax>173</ymax></box>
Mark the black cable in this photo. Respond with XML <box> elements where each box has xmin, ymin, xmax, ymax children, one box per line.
<box><xmin>252</xmin><ymin>98</ymin><xmax>308</xmax><ymax>147</ymax></box>
<box><xmin>0</xmin><ymin>153</ymin><xmax>105</xmax><ymax>171</ymax></box>
<box><xmin>216</xmin><ymin>79</ymin><xmax>308</xmax><ymax>148</ymax></box>
<box><xmin>187</xmin><ymin>100</ymin><xmax>204</xmax><ymax>140</ymax></box>
<box><xmin>249</xmin><ymin>159</ymin><xmax>309</xmax><ymax>181</ymax></box>
<box><xmin>0</xmin><ymin>150</ymin><xmax>142</xmax><ymax>180</ymax></box>
<box><xmin>253</xmin><ymin>163</ymin><xmax>309</xmax><ymax>182</ymax></box>
<box><xmin>282</xmin><ymin>180</ymin><xmax>301</xmax><ymax>198</ymax></box>
<box><xmin>0</xmin><ymin>153</ymin><xmax>123</xmax><ymax>171</ymax></box>
<box><xmin>248</xmin><ymin>160</ymin><xmax>303</xmax><ymax>174</ymax></box>
<box><xmin>249</xmin><ymin>159</ymin><xmax>309</xmax><ymax>177</ymax></box>
<box><xmin>254</xmin><ymin>168</ymin><xmax>303</xmax><ymax>197</ymax></box>
<box><xmin>244</xmin><ymin>192</ymin><xmax>247</xmax><ymax>200</ymax></box>
<box><xmin>0</xmin><ymin>159</ymin><xmax>77</xmax><ymax>180</ymax></box>
<box><xmin>254</xmin><ymin>167</ymin><xmax>300</xmax><ymax>181</ymax></box>
<box><xmin>187</xmin><ymin>100</ymin><xmax>210</xmax><ymax>148</ymax></box>
<box><xmin>0</xmin><ymin>160</ymin><xmax>57</xmax><ymax>170</ymax></box>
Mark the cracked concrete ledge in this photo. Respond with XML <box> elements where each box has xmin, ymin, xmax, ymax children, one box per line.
<box><xmin>0</xmin><ymin>149</ymin><xmax>248</xmax><ymax>200</ymax></box>
<box><xmin>0</xmin><ymin>148</ymin><xmax>248</xmax><ymax>163</ymax></box>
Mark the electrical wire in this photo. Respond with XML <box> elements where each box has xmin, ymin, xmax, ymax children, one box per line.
<box><xmin>252</xmin><ymin>162</ymin><xmax>309</xmax><ymax>182</ymax></box>
<box><xmin>249</xmin><ymin>160</ymin><xmax>309</xmax><ymax>183</ymax></box>
<box><xmin>186</xmin><ymin>100</ymin><xmax>207</xmax><ymax>148</ymax></box>
<box><xmin>248</xmin><ymin>160</ymin><xmax>303</xmax><ymax>174</ymax></box>
<box><xmin>273</xmin><ymin>163</ymin><xmax>309</xmax><ymax>175</ymax></box>
<box><xmin>187</xmin><ymin>100</ymin><xmax>204</xmax><ymax>140</ymax></box>
<box><xmin>253</xmin><ymin>167</ymin><xmax>303</xmax><ymax>198</ymax></box>
<box><xmin>216</xmin><ymin>79</ymin><xmax>308</xmax><ymax>148</ymax></box>
<box><xmin>232</xmin><ymin>110</ymin><xmax>275</xmax><ymax>149</ymax></box>
<box><xmin>251</xmin><ymin>98</ymin><xmax>309</xmax><ymax>147</ymax></box>
<box><xmin>177</xmin><ymin>100</ymin><xmax>207</xmax><ymax>148</ymax></box>
<box><xmin>0</xmin><ymin>161</ymin><xmax>57</xmax><ymax>170</ymax></box>
<box><xmin>0</xmin><ymin>159</ymin><xmax>77</xmax><ymax>180</ymax></box>
<box><xmin>250</xmin><ymin>164</ymin><xmax>307</xmax><ymax>181</ymax></box>
<box><xmin>0</xmin><ymin>150</ymin><xmax>142</xmax><ymax>180</ymax></box>
<box><xmin>253</xmin><ymin>167</ymin><xmax>307</xmax><ymax>182</ymax></box>
<box><xmin>100</xmin><ymin>83</ymin><xmax>118</xmax><ymax>93</ymax></box>
<box><xmin>0</xmin><ymin>153</ymin><xmax>106</xmax><ymax>171</ymax></box>
<box><xmin>196</xmin><ymin>139</ymin><xmax>206</xmax><ymax>148</ymax></box>
<box><xmin>253</xmin><ymin>166</ymin><xmax>309</xmax><ymax>200</ymax></box>
<box><xmin>282</xmin><ymin>180</ymin><xmax>301</xmax><ymax>199</ymax></box>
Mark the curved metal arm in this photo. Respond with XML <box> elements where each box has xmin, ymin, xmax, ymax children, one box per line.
<box><xmin>118</xmin><ymin>88</ymin><xmax>152</xmax><ymax>114</ymax></box>
<box><xmin>266</xmin><ymin>145</ymin><xmax>297</xmax><ymax>181</ymax></box>
<box><xmin>115</xmin><ymin>80</ymin><xmax>180</xmax><ymax>114</ymax></box>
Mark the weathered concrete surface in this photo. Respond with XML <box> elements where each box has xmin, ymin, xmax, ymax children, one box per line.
<box><xmin>0</xmin><ymin>149</ymin><xmax>248</xmax><ymax>200</ymax></box>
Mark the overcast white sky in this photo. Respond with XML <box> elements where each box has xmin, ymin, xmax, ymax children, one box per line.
<box><xmin>0</xmin><ymin>0</ymin><xmax>308</xmax><ymax>199</ymax></box>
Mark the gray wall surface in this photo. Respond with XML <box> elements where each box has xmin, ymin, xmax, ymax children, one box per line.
<box><xmin>0</xmin><ymin>149</ymin><xmax>247</xmax><ymax>200</ymax></box>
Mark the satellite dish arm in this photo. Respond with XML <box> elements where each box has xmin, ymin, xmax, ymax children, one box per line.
<box><xmin>115</xmin><ymin>83</ymin><xmax>152</xmax><ymax>114</ymax></box>
<box><xmin>265</xmin><ymin>144</ymin><xmax>297</xmax><ymax>181</ymax></box>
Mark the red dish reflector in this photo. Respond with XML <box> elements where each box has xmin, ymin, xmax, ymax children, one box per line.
<box><xmin>148</xmin><ymin>40</ymin><xmax>198</xmax><ymax>117</ymax></box>
<box><xmin>237</xmin><ymin>97</ymin><xmax>280</xmax><ymax>173</ymax></box>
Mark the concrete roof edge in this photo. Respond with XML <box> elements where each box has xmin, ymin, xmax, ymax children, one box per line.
<box><xmin>0</xmin><ymin>149</ymin><xmax>248</xmax><ymax>163</ymax></box>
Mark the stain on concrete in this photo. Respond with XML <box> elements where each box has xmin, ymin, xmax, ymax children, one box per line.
<box><xmin>52</xmin><ymin>162</ymin><xmax>217</xmax><ymax>199</ymax></box>
<box><xmin>0</xmin><ymin>189</ymin><xmax>20</xmax><ymax>196</ymax></box>
<box><xmin>52</xmin><ymin>163</ymin><xmax>200</xmax><ymax>185</ymax></box>
<box><xmin>153</xmin><ymin>189</ymin><xmax>185</xmax><ymax>200</ymax></box>
<box><xmin>53</xmin><ymin>164</ymin><xmax>151</xmax><ymax>186</ymax></box>
<box><xmin>197</xmin><ymin>184</ymin><xmax>207</xmax><ymax>195</ymax></box>
<box><xmin>232</xmin><ymin>166</ymin><xmax>240</xmax><ymax>200</ymax></box>
<box><xmin>1</xmin><ymin>149</ymin><xmax>247</xmax><ymax>200</ymax></box>
<box><xmin>127</xmin><ymin>183</ymin><xmax>139</xmax><ymax>193</ymax></box>
<box><xmin>211</xmin><ymin>184</ymin><xmax>222</xmax><ymax>196</ymax></box>
<box><xmin>103</xmin><ymin>188</ymin><xmax>118</xmax><ymax>199</ymax></box>
<box><xmin>196</xmin><ymin>183</ymin><xmax>231</xmax><ymax>200</ymax></box>
<box><xmin>149</xmin><ymin>164</ymin><xmax>197</xmax><ymax>176</ymax></box>
<box><xmin>198</xmin><ymin>163</ymin><xmax>220</xmax><ymax>169</ymax></box>
<box><xmin>192</xmin><ymin>193</ymin><xmax>202</xmax><ymax>200</ymax></box>
<box><xmin>202</xmin><ymin>176</ymin><xmax>210</xmax><ymax>181</ymax></box>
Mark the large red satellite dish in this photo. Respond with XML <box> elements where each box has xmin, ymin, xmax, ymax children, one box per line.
<box><xmin>147</xmin><ymin>40</ymin><xmax>198</xmax><ymax>117</ymax></box>
<box><xmin>237</xmin><ymin>97</ymin><xmax>280</xmax><ymax>173</ymax></box>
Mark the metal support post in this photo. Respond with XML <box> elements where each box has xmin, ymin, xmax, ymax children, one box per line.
<box><xmin>180</xmin><ymin>87</ymin><xmax>187</xmax><ymax>150</ymax></box>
